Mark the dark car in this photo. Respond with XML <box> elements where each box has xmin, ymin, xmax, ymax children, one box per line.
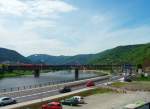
<box><xmin>42</xmin><ymin>102</ymin><xmax>62</xmax><ymax>109</ymax></box>
<box><xmin>86</xmin><ymin>80</ymin><xmax>95</xmax><ymax>87</ymax></box>
<box><xmin>61</xmin><ymin>98</ymin><xmax>79</xmax><ymax>106</ymax></box>
<box><xmin>59</xmin><ymin>86</ymin><xmax>71</xmax><ymax>93</ymax></box>
<box><xmin>124</xmin><ymin>76</ymin><xmax>132</xmax><ymax>82</ymax></box>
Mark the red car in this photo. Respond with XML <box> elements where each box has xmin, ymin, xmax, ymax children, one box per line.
<box><xmin>42</xmin><ymin>102</ymin><xmax>62</xmax><ymax>109</ymax></box>
<box><xmin>86</xmin><ymin>80</ymin><xmax>95</xmax><ymax>87</ymax></box>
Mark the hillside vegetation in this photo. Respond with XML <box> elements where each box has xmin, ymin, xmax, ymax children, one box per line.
<box><xmin>89</xmin><ymin>43</ymin><xmax>150</xmax><ymax>65</ymax></box>
<box><xmin>28</xmin><ymin>54</ymin><xmax>95</xmax><ymax>65</ymax></box>
<box><xmin>0</xmin><ymin>48</ymin><xmax>30</xmax><ymax>64</ymax></box>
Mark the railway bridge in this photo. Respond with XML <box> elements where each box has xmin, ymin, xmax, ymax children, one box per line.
<box><xmin>0</xmin><ymin>64</ymin><xmax>131</xmax><ymax>80</ymax></box>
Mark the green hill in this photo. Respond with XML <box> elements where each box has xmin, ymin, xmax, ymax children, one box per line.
<box><xmin>0</xmin><ymin>48</ymin><xmax>31</xmax><ymax>64</ymax></box>
<box><xmin>28</xmin><ymin>54</ymin><xmax>71</xmax><ymax>64</ymax></box>
<box><xmin>28</xmin><ymin>54</ymin><xmax>95</xmax><ymax>65</ymax></box>
<box><xmin>89</xmin><ymin>43</ymin><xmax>150</xmax><ymax>65</ymax></box>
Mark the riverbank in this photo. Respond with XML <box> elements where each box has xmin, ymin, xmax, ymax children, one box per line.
<box><xmin>0</xmin><ymin>70</ymin><xmax>54</xmax><ymax>78</ymax></box>
<box><xmin>0</xmin><ymin>71</ymin><xmax>33</xmax><ymax>78</ymax></box>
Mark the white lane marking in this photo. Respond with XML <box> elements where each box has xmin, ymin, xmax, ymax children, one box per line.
<box><xmin>14</xmin><ymin>89</ymin><xmax>58</xmax><ymax>99</ymax></box>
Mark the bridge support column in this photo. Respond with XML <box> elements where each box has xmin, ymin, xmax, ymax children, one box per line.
<box><xmin>34</xmin><ymin>69</ymin><xmax>40</xmax><ymax>78</ymax></box>
<box><xmin>75</xmin><ymin>68</ymin><xmax>79</xmax><ymax>81</ymax></box>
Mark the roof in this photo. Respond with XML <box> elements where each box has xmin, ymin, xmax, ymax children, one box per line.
<box><xmin>0</xmin><ymin>97</ymin><xmax>9</xmax><ymax>100</ymax></box>
<box><xmin>49</xmin><ymin>102</ymin><xmax>61</xmax><ymax>105</ymax></box>
<box><xmin>143</xmin><ymin>59</ymin><xmax>150</xmax><ymax>67</ymax></box>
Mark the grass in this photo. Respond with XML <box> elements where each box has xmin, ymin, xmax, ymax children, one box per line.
<box><xmin>93</xmin><ymin>70</ymin><xmax>110</xmax><ymax>75</ymax></box>
<box><xmin>110</xmin><ymin>82</ymin><xmax>128</xmax><ymax>88</ymax></box>
<box><xmin>110</xmin><ymin>81</ymin><xmax>150</xmax><ymax>91</ymax></box>
<box><xmin>77</xmin><ymin>87</ymin><xmax>115</xmax><ymax>97</ymax></box>
<box><xmin>134</xmin><ymin>76</ymin><xmax>150</xmax><ymax>81</ymax></box>
<box><xmin>0</xmin><ymin>70</ymin><xmax>33</xmax><ymax>78</ymax></box>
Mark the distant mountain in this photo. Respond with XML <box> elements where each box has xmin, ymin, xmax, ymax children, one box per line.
<box><xmin>0</xmin><ymin>48</ymin><xmax>31</xmax><ymax>64</ymax></box>
<box><xmin>28</xmin><ymin>54</ymin><xmax>71</xmax><ymax>64</ymax></box>
<box><xmin>28</xmin><ymin>54</ymin><xmax>95</xmax><ymax>65</ymax></box>
<box><xmin>57</xmin><ymin>54</ymin><xmax>96</xmax><ymax>65</ymax></box>
<box><xmin>28</xmin><ymin>43</ymin><xmax>150</xmax><ymax>65</ymax></box>
<box><xmin>89</xmin><ymin>43</ymin><xmax>150</xmax><ymax>65</ymax></box>
<box><xmin>1</xmin><ymin>42</ymin><xmax>150</xmax><ymax>65</ymax></box>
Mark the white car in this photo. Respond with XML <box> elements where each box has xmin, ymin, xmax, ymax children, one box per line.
<box><xmin>0</xmin><ymin>97</ymin><xmax>17</xmax><ymax>106</ymax></box>
<box><xmin>72</xmin><ymin>96</ymin><xmax>84</xmax><ymax>104</ymax></box>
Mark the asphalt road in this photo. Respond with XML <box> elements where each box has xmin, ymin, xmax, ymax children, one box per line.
<box><xmin>0</xmin><ymin>75</ymin><xmax>121</xmax><ymax>104</ymax></box>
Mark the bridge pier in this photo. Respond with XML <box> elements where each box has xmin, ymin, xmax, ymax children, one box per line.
<box><xmin>34</xmin><ymin>69</ymin><xmax>40</xmax><ymax>78</ymax></box>
<box><xmin>75</xmin><ymin>68</ymin><xmax>79</xmax><ymax>81</ymax></box>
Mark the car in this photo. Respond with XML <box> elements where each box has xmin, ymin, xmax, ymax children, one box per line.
<box><xmin>42</xmin><ymin>102</ymin><xmax>62</xmax><ymax>109</ymax></box>
<box><xmin>59</xmin><ymin>86</ymin><xmax>71</xmax><ymax>93</ymax></box>
<box><xmin>61</xmin><ymin>98</ymin><xmax>79</xmax><ymax>106</ymax></box>
<box><xmin>0</xmin><ymin>97</ymin><xmax>17</xmax><ymax>106</ymax></box>
<box><xmin>86</xmin><ymin>80</ymin><xmax>95</xmax><ymax>87</ymax></box>
<box><xmin>71</xmin><ymin>96</ymin><xmax>85</xmax><ymax>104</ymax></box>
<box><xmin>124</xmin><ymin>76</ymin><xmax>132</xmax><ymax>82</ymax></box>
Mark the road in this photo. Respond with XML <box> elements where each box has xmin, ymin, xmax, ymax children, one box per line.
<box><xmin>0</xmin><ymin>75</ymin><xmax>121</xmax><ymax>104</ymax></box>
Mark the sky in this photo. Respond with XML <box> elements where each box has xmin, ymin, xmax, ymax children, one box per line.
<box><xmin>0</xmin><ymin>0</ymin><xmax>150</xmax><ymax>56</ymax></box>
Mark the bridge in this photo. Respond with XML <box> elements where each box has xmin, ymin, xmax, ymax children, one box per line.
<box><xmin>0</xmin><ymin>64</ymin><xmax>124</xmax><ymax>79</ymax></box>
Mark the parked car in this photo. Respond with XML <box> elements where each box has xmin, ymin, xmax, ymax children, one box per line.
<box><xmin>59</xmin><ymin>86</ymin><xmax>71</xmax><ymax>93</ymax></box>
<box><xmin>42</xmin><ymin>102</ymin><xmax>62</xmax><ymax>109</ymax></box>
<box><xmin>61</xmin><ymin>98</ymin><xmax>79</xmax><ymax>106</ymax></box>
<box><xmin>86</xmin><ymin>80</ymin><xmax>95</xmax><ymax>87</ymax></box>
<box><xmin>124</xmin><ymin>76</ymin><xmax>132</xmax><ymax>82</ymax></box>
<box><xmin>71</xmin><ymin>96</ymin><xmax>85</xmax><ymax>104</ymax></box>
<box><xmin>0</xmin><ymin>97</ymin><xmax>17</xmax><ymax>106</ymax></box>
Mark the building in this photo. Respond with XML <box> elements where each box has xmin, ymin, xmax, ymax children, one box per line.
<box><xmin>143</xmin><ymin>59</ymin><xmax>150</xmax><ymax>74</ymax></box>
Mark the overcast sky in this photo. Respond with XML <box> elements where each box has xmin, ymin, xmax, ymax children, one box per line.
<box><xmin>0</xmin><ymin>0</ymin><xmax>150</xmax><ymax>56</ymax></box>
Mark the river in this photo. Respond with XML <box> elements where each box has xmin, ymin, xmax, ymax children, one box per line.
<box><xmin>0</xmin><ymin>70</ymin><xmax>97</xmax><ymax>91</ymax></box>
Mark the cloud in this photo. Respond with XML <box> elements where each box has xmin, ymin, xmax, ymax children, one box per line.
<box><xmin>0</xmin><ymin>0</ymin><xmax>78</xmax><ymax>56</ymax></box>
<box><xmin>0</xmin><ymin>0</ymin><xmax>149</xmax><ymax>56</ymax></box>
<box><xmin>0</xmin><ymin>0</ymin><xmax>77</xmax><ymax>18</ymax></box>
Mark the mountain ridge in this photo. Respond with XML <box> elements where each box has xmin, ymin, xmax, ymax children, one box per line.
<box><xmin>0</xmin><ymin>47</ymin><xmax>31</xmax><ymax>64</ymax></box>
<box><xmin>0</xmin><ymin>42</ymin><xmax>150</xmax><ymax>65</ymax></box>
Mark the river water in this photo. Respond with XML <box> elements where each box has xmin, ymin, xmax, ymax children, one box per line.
<box><xmin>0</xmin><ymin>70</ymin><xmax>97</xmax><ymax>90</ymax></box>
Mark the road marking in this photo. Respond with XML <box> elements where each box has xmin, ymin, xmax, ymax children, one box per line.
<box><xmin>14</xmin><ymin>89</ymin><xmax>58</xmax><ymax>99</ymax></box>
